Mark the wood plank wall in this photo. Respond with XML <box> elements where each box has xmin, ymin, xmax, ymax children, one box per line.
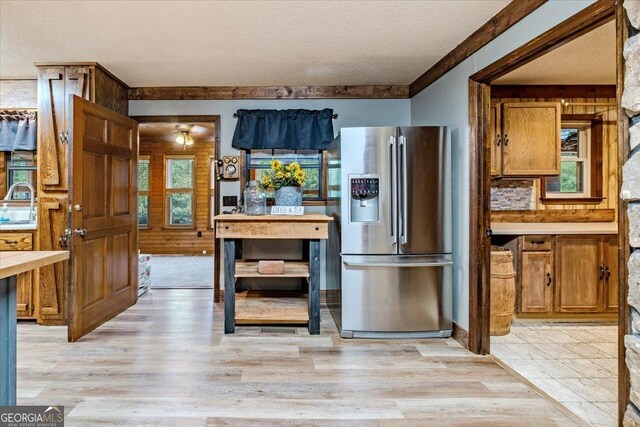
<box><xmin>138</xmin><ymin>140</ymin><xmax>215</xmax><ymax>255</ymax></box>
<box><xmin>492</xmin><ymin>96</ymin><xmax>618</xmax><ymax>217</ymax></box>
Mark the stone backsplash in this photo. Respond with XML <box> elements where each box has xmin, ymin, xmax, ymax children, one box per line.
<box><xmin>490</xmin><ymin>179</ymin><xmax>535</xmax><ymax>211</ymax></box>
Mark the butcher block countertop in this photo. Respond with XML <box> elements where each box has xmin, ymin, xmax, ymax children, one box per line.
<box><xmin>0</xmin><ymin>251</ymin><xmax>68</xmax><ymax>279</ymax></box>
<box><xmin>491</xmin><ymin>222</ymin><xmax>619</xmax><ymax>235</ymax></box>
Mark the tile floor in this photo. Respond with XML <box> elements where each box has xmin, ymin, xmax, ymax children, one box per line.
<box><xmin>492</xmin><ymin>322</ymin><xmax>618</xmax><ymax>427</ymax></box>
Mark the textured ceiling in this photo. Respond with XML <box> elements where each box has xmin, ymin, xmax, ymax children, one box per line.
<box><xmin>0</xmin><ymin>0</ymin><xmax>509</xmax><ymax>86</ymax></box>
<box><xmin>494</xmin><ymin>21</ymin><xmax>616</xmax><ymax>85</ymax></box>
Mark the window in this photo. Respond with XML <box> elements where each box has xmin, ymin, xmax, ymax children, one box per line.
<box><xmin>138</xmin><ymin>157</ymin><xmax>150</xmax><ymax>227</ymax></box>
<box><xmin>545</xmin><ymin>122</ymin><xmax>591</xmax><ymax>198</ymax></box>
<box><xmin>245</xmin><ymin>149</ymin><xmax>323</xmax><ymax>201</ymax></box>
<box><xmin>165</xmin><ymin>156</ymin><xmax>195</xmax><ymax>227</ymax></box>
<box><xmin>6</xmin><ymin>151</ymin><xmax>36</xmax><ymax>200</ymax></box>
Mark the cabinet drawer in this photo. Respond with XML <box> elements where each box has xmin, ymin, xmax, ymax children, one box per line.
<box><xmin>522</xmin><ymin>235</ymin><xmax>552</xmax><ymax>251</ymax></box>
<box><xmin>0</xmin><ymin>233</ymin><xmax>33</xmax><ymax>251</ymax></box>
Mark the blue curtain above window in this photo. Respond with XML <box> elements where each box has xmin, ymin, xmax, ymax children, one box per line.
<box><xmin>231</xmin><ymin>109</ymin><xmax>335</xmax><ymax>150</ymax></box>
<box><xmin>0</xmin><ymin>112</ymin><xmax>37</xmax><ymax>152</ymax></box>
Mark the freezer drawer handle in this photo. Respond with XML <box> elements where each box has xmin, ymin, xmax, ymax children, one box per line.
<box><xmin>343</xmin><ymin>260</ymin><xmax>453</xmax><ymax>268</ymax></box>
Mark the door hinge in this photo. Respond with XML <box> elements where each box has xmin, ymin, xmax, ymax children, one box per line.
<box><xmin>486</xmin><ymin>228</ymin><xmax>493</xmax><ymax>238</ymax></box>
<box><xmin>59</xmin><ymin>229</ymin><xmax>71</xmax><ymax>248</ymax></box>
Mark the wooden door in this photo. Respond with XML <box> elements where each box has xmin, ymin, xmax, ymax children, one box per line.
<box><xmin>555</xmin><ymin>235</ymin><xmax>602</xmax><ymax>313</ymax></box>
<box><xmin>502</xmin><ymin>102</ymin><xmax>561</xmax><ymax>176</ymax></box>
<box><xmin>38</xmin><ymin>66</ymin><xmax>66</xmax><ymax>189</ymax></box>
<box><xmin>489</xmin><ymin>103</ymin><xmax>502</xmax><ymax>177</ymax></box>
<box><xmin>520</xmin><ymin>251</ymin><xmax>553</xmax><ymax>313</ymax></box>
<box><xmin>604</xmin><ymin>236</ymin><xmax>619</xmax><ymax>312</ymax></box>
<box><xmin>68</xmin><ymin>96</ymin><xmax>138</xmax><ymax>342</ymax></box>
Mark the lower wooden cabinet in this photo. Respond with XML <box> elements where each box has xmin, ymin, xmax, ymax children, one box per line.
<box><xmin>521</xmin><ymin>251</ymin><xmax>553</xmax><ymax>313</ymax></box>
<box><xmin>514</xmin><ymin>234</ymin><xmax>618</xmax><ymax>316</ymax></box>
<box><xmin>1</xmin><ymin>230</ymin><xmax>37</xmax><ymax>319</ymax></box>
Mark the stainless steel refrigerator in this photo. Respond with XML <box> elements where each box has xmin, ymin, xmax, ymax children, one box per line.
<box><xmin>326</xmin><ymin>126</ymin><xmax>452</xmax><ymax>338</ymax></box>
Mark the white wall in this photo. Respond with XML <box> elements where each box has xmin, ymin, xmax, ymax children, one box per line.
<box><xmin>410</xmin><ymin>0</ymin><xmax>595</xmax><ymax>330</ymax></box>
<box><xmin>130</xmin><ymin>99</ymin><xmax>410</xmax><ymax>201</ymax></box>
<box><xmin>129</xmin><ymin>98</ymin><xmax>410</xmax><ymax>290</ymax></box>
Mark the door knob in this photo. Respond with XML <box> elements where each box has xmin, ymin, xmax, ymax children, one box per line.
<box><xmin>74</xmin><ymin>228</ymin><xmax>87</xmax><ymax>237</ymax></box>
<box><xmin>73</xmin><ymin>204</ymin><xmax>83</xmax><ymax>212</ymax></box>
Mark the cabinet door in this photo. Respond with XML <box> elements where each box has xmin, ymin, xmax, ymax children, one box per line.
<box><xmin>38</xmin><ymin>66</ymin><xmax>66</xmax><ymax>189</ymax></box>
<box><xmin>490</xmin><ymin>103</ymin><xmax>502</xmax><ymax>177</ymax></box>
<box><xmin>502</xmin><ymin>102</ymin><xmax>561</xmax><ymax>176</ymax></box>
<box><xmin>555</xmin><ymin>236</ymin><xmax>602</xmax><ymax>313</ymax></box>
<box><xmin>16</xmin><ymin>271</ymin><xmax>34</xmax><ymax>318</ymax></box>
<box><xmin>520</xmin><ymin>251</ymin><xmax>553</xmax><ymax>313</ymax></box>
<box><xmin>604</xmin><ymin>236</ymin><xmax>619</xmax><ymax>312</ymax></box>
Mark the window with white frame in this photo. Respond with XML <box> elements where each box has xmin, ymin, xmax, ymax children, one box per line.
<box><xmin>165</xmin><ymin>156</ymin><xmax>195</xmax><ymax>227</ymax></box>
<box><xmin>138</xmin><ymin>156</ymin><xmax>150</xmax><ymax>227</ymax></box>
<box><xmin>545</xmin><ymin>121</ymin><xmax>591</xmax><ymax>198</ymax></box>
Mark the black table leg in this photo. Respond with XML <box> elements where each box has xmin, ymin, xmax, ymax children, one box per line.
<box><xmin>308</xmin><ymin>239</ymin><xmax>320</xmax><ymax>335</ymax></box>
<box><xmin>224</xmin><ymin>239</ymin><xmax>236</xmax><ymax>334</ymax></box>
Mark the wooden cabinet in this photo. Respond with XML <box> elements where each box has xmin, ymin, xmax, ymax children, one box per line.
<box><xmin>490</xmin><ymin>103</ymin><xmax>502</xmax><ymax>176</ymax></box>
<box><xmin>514</xmin><ymin>234</ymin><xmax>619</xmax><ymax>317</ymax></box>
<box><xmin>521</xmin><ymin>251</ymin><xmax>553</xmax><ymax>313</ymax></box>
<box><xmin>0</xmin><ymin>230</ymin><xmax>36</xmax><ymax>319</ymax></box>
<box><xmin>555</xmin><ymin>236</ymin><xmax>602</xmax><ymax>313</ymax></box>
<box><xmin>490</xmin><ymin>102</ymin><xmax>561</xmax><ymax>177</ymax></box>
<box><xmin>36</xmin><ymin>62</ymin><xmax>129</xmax><ymax>325</ymax></box>
<box><xmin>604</xmin><ymin>236</ymin><xmax>619</xmax><ymax>312</ymax></box>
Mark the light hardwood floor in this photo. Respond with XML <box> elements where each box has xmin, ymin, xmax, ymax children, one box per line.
<box><xmin>17</xmin><ymin>290</ymin><xmax>582</xmax><ymax>426</ymax></box>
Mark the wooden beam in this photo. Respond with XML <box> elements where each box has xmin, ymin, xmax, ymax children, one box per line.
<box><xmin>408</xmin><ymin>0</ymin><xmax>548</xmax><ymax>97</ymax></box>
<box><xmin>491</xmin><ymin>85</ymin><xmax>616</xmax><ymax>99</ymax></box>
<box><xmin>128</xmin><ymin>85</ymin><xmax>409</xmax><ymax>100</ymax></box>
<box><xmin>472</xmin><ymin>0</ymin><xmax>616</xmax><ymax>83</ymax></box>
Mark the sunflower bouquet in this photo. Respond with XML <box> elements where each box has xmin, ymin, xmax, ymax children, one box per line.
<box><xmin>260</xmin><ymin>160</ymin><xmax>306</xmax><ymax>190</ymax></box>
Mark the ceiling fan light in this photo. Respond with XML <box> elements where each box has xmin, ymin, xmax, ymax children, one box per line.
<box><xmin>185</xmin><ymin>134</ymin><xmax>194</xmax><ymax>145</ymax></box>
<box><xmin>176</xmin><ymin>133</ymin><xmax>185</xmax><ymax>145</ymax></box>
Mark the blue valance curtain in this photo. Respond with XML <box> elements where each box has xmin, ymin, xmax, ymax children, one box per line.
<box><xmin>0</xmin><ymin>111</ymin><xmax>37</xmax><ymax>152</ymax></box>
<box><xmin>231</xmin><ymin>109</ymin><xmax>335</xmax><ymax>150</ymax></box>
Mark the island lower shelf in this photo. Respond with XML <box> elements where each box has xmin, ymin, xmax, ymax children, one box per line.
<box><xmin>234</xmin><ymin>261</ymin><xmax>310</xmax><ymax>279</ymax></box>
<box><xmin>235</xmin><ymin>291</ymin><xmax>309</xmax><ymax>325</ymax></box>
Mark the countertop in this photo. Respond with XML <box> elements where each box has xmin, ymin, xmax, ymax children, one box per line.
<box><xmin>0</xmin><ymin>222</ymin><xmax>37</xmax><ymax>231</ymax></box>
<box><xmin>0</xmin><ymin>251</ymin><xmax>69</xmax><ymax>279</ymax></box>
<box><xmin>491</xmin><ymin>222</ymin><xmax>619</xmax><ymax>235</ymax></box>
<box><xmin>214</xmin><ymin>213</ymin><xmax>332</xmax><ymax>222</ymax></box>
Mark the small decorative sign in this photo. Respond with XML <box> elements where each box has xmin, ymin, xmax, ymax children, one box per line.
<box><xmin>271</xmin><ymin>206</ymin><xmax>304</xmax><ymax>215</ymax></box>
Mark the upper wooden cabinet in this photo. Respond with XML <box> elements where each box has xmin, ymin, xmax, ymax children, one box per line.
<box><xmin>490</xmin><ymin>102</ymin><xmax>562</xmax><ymax>177</ymax></box>
<box><xmin>37</xmin><ymin>63</ymin><xmax>129</xmax><ymax>192</ymax></box>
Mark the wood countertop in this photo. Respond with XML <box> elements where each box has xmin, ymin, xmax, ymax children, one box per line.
<box><xmin>0</xmin><ymin>251</ymin><xmax>69</xmax><ymax>279</ymax></box>
<box><xmin>491</xmin><ymin>222</ymin><xmax>619</xmax><ymax>235</ymax></box>
<box><xmin>214</xmin><ymin>213</ymin><xmax>332</xmax><ymax>222</ymax></box>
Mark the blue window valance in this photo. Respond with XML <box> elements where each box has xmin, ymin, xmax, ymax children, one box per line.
<box><xmin>231</xmin><ymin>109</ymin><xmax>335</xmax><ymax>150</ymax></box>
<box><xmin>0</xmin><ymin>111</ymin><xmax>37</xmax><ymax>152</ymax></box>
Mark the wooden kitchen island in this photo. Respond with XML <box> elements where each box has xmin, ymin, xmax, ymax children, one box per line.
<box><xmin>214</xmin><ymin>214</ymin><xmax>331</xmax><ymax>334</ymax></box>
<box><xmin>0</xmin><ymin>251</ymin><xmax>69</xmax><ymax>405</ymax></box>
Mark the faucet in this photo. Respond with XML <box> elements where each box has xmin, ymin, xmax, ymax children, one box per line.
<box><xmin>3</xmin><ymin>182</ymin><xmax>36</xmax><ymax>221</ymax></box>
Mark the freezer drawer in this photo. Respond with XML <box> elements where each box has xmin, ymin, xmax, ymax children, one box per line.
<box><xmin>340</xmin><ymin>257</ymin><xmax>452</xmax><ymax>338</ymax></box>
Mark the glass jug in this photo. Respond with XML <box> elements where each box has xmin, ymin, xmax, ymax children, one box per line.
<box><xmin>244</xmin><ymin>180</ymin><xmax>266</xmax><ymax>216</ymax></box>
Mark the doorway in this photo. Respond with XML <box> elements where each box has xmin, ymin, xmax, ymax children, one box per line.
<box><xmin>467</xmin><ymin>2</ymin><xmax>629</xmax><ymax>425</ymax></box>
<box><xmin>133</xmin><ymin>116</ymin><xmax>221</xmax><ymax>297</ymax></box>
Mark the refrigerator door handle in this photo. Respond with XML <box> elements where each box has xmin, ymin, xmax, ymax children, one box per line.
<box><xmin>389</xmin><ymin>136</ymin><xmax>397</xmax><ymax>245</ymax></box>
<box><xmin>400</xmin><ymin>135</ymin><xmax>408</xmax><ymax>244</ymax></box>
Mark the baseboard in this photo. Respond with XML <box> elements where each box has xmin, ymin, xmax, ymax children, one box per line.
<box><xmin>452</xmin><ymin>321</ymin><xmax>469</xmax><ymax>349</ymax></box>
